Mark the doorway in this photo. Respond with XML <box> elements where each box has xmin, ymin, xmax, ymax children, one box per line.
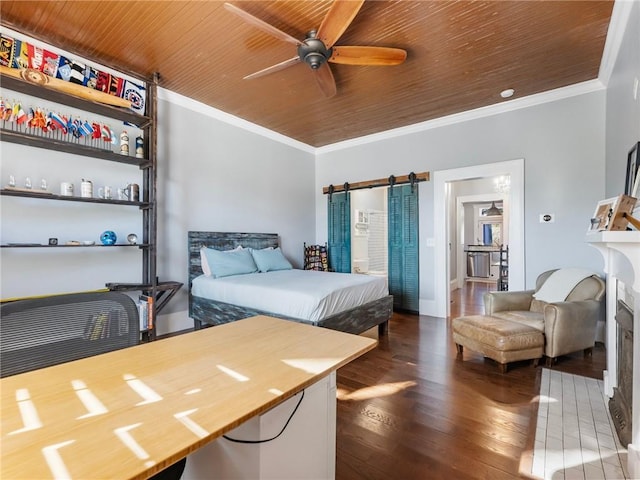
<box><xmin>350</xmin><ymin>187</ymin><xmax>388</xmax><ymax>277</ymax></box>
<box><xmin>433</xmin><ymin>159</ymin><xmax>525</xmax><ymax>318</ymax></box>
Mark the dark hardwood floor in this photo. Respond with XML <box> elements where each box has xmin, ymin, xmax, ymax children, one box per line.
<box><xmin>335</xmin><ymin>281</ymin><xmax>606</xmax><ymax>480</ymax></box>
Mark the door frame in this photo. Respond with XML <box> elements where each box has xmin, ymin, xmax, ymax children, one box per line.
<box><xmin>433</xmin><ymin>159</ymin><xmax>525</xmax><ymax>318</ymax></box>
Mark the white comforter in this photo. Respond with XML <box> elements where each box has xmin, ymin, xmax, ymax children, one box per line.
<box><xmin>191</xmin><ymin>269</ymin><xmax>388</xmax><ymax>323</ymax></box>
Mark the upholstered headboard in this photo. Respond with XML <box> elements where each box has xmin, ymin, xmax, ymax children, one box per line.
<box><xmin>187</xmin><ymin>231</ymin><xmax>280</xmax><ymax>288</ymax></box>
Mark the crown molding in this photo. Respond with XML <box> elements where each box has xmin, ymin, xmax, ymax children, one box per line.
<box><xmin>157</xmin><ymin>88</ymin><xmax>316</xmax><ymax>154</ymax></box>
<box><xmin>598</xmin><ymin>0</ymin><xmax>635</xmax><ymax>86</ymax></box>
<box><xmin>316</xmin><ymin>80</ymin><xmax>605</xmax><ymax>154</ymax></box>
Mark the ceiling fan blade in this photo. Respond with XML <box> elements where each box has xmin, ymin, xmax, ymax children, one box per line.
<box><xmin>224</xmin><ymin>3</ymin><xmax>301</xmax><ymax>46</ymax></box>
<box><xmin>329</xmin><ymin>46</ymin><xmax>407</xmax><ymax>66</ymax></box>
<box><xmin>313</xmin><ymin>63</ymin><xmax>337</xmax><ymax>98</ymax></box>
<box><xmin>316</xmin><ymin>0</ymin><xmax>365</xmax><ymax>49</ymax></box>
<box><xmin>243</xmin><ymin>56</ymin><xmax>301</xmax><ymax>80</ymax></box>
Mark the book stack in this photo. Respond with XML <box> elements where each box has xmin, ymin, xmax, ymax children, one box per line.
<box><xmin>138</xmin><ymin>294</ymin><xmax>154</xmax><ymax>331</ymax></box>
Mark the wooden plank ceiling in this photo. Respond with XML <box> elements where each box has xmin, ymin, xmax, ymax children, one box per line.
<box><xmin>1</xmin><ymin>1</ymin><xmax>614</xmax><ymax>148</ymax></box>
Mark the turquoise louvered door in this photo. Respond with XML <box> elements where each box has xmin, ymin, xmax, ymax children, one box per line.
<box><xmin>388</xmin><ymin>184</ymin><xmax>419</xmax><ymax>312</ymax></box>
<box><xmin>327</xmin><ymin>192</ymin><xmax>351</xmax><ymax>273</ymax></box>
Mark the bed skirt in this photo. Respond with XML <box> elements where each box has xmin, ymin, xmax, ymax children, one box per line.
<box><xmin>190</xmin><ymin>294</ymin><xmax>393</xmax><ymax>336</ymax></box>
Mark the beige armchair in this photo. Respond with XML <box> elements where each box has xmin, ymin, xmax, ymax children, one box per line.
<box><xmin>483</xmin><ymin>269</ymin><xmax>605</xmax><ymax>365</ymax></box>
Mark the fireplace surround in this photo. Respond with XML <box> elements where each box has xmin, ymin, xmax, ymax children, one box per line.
<box><xmin>611</xmin><ymin>298</ymin><xmax>634</xmax><ymax>446</ymax></box>
<box><xmin>587</xmin><ymin>231</ymin><xmax>640</xmax><ymax>478</ymax></box>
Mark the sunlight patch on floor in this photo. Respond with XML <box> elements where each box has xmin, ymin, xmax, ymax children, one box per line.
<box><xmin>531</xmin><ymin>369</ymin><xmax>629</xmax><ymax>479</ymax></box>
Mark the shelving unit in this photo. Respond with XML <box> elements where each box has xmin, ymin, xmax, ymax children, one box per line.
<box><xmin>497</xmin><ymin>245</ymin><xmax>509</xmax><ymax>291</ymax></box>
<box><xmin>0</xmin><ymin>69</ymin><xmax>179</xmax><ymax>340</ymax></box>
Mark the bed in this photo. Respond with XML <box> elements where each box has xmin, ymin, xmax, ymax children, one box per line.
<box><xmin>188</xmin><ymin>231</ymin><xmax>393</xmax><ymax>335</ymax></box>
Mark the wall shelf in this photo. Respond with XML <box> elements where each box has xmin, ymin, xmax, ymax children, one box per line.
<box><xmin>0</xmin><ymin>188</ymin><xmax>149</xmax><ymax>206</ymax></box>
<box><xmin>0</xmin><ymin>129</ymin><xmax>151</xmax><ymax>167</ymax></box>
<box><xmin>1</xmin><ymin>65</ymin><xmax>173</xmax><ymax>341</ymax></box>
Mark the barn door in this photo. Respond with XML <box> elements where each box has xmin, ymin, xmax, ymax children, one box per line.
<box><xmin>388</xmin><ymin>184</ymin><xmax>419</xmax><ymax>312</ymax></box>
<box><xmin>327</xmin><ymin>191</ymin><xmax>351</xmax><ymax>273</ymax></box>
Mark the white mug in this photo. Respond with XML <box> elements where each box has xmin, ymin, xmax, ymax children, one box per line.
<box><xmin>80</xmin><ymin>179</ymin><xmax>93</xmax><ymax>198</ymax></box>
<box><xmin>98</xmin><ymin>186</ymin><xmax>113</xmax><ymax>199</ymax></box>
<box><xmin>60</xmin><ymin>182</ymin><xmax>74</xmax><ymax>196</ymax></box>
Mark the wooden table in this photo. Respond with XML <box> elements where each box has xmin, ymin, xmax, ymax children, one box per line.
<box><xmin>1</xmin><ymin>315</ymin><xmax>376</xmax><ymax>480</ymax></box>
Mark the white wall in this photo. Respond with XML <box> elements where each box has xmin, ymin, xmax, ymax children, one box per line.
<box><xmin>315</xmin><ymin>90</ymin><xmax>606</xmax><ymax>315</ymax></box>
<box><xmin>0</xmin><ymin>90</ymin><xmax>316</xmax><ymax>337</ymax></box>
<box><xmin>1</xmin><ymin>129</ymin><xmax>144</xmax><ymax>298</ymax></box>
<box><xmin>155</xmin><ymin>92</ymin><xmax>316</xmax><ymax>333</ymax></box>
<box><xmin>604</xmin><ymin>1</ymin><xmax>640</xmax><ymax>198</ymax></box>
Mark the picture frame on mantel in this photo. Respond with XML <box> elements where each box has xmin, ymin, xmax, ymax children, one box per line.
<box><xmin>588</xmin><ymin>195</ymin><xmax>638</xmax><ymax>233</ymax></box>
<box><xmin>625</xmin><ymin>141</ymin><xmax>640</xmax><ymax>197</ymax></box>
<box><xmin>589</xmin><ymin>197</ymin><xmax>617</xmax><ymax>232</ymax></box>
<box><xmin>625</xmin><ymin>141</ymin><xmax>640</xmax><ymax>222</ymax></box>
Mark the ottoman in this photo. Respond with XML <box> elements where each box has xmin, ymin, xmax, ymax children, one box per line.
<box><xmin>452</xmin><ymin>315</ymin><xmax>544</xmax><ymax>373</ymax></box>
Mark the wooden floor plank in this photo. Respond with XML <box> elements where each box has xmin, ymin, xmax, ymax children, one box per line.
<box><xmin>335</xmin><ymin>282</ymin><xmax>605</xmax><ymax>480</ymax></box>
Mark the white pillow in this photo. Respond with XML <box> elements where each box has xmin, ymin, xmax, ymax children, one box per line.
<box><xmin>533</xmin><ymin>268</ymin><xmax>595</xmax><ymax>303</ymax></box>
<box><xmin>200</xmin><ymin>245</ymin><xmax>242</xmax><ymax>276</ymax></box>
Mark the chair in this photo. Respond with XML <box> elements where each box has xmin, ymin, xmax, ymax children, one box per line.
<box><xmin>0</xmin><ymin>291</ymin><xmax>187</xmax><ymax>479</ymax></box>
<box><xmin>303</xmin><ymin>242</ymin><xmax>329</xmax><ymax>271</ymax></box>
<box><xmin>483</xmin><ymin>268</ymin><xmax>605</xmax><ymax>366</ymax></box>
<box><xmin>1</xmin><ymin>291</ymin><xmax>140</xmax><ymax>378</ymax></box>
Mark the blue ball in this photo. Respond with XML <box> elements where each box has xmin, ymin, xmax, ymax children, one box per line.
<box><xmin>100</xmin><ymin>230</ymin><xmax>117</xmax><ymax>245</ymax></box>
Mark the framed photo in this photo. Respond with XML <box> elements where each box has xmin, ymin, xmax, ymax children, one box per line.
<box><xmin>588</xmin><ymin>197</ymin><xmax>617</xmax><ymax>232</ymax></box>
<box><xmin>625</xmin><ymin>141</ymin><xmax>640</xmax><ymax>197</ymax></box>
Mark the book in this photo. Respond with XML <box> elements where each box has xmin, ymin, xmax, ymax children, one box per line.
<box><xmin>137</xmin><ymin>300</ymin><xmax>148</xmax><ymax>331</ymax></box>
<box><xmin>138</xmin><ymin>294</ymin><xmax>154</xmax><ymax>331</ymax></box>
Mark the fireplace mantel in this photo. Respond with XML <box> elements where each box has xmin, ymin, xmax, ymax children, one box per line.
<box><xmin>587</xmin><ymin>231</ymin><xmax>640</xmax><ymax>477</ymax></box>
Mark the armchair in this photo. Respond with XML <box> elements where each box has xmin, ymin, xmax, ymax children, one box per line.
<box><xmin>483</xmin><ymin>269</ymin><xmax>605</xmax><ymax>365</ymax></box>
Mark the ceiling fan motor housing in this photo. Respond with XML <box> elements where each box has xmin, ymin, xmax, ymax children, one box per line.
<box><xmin>298</xmin><ymin>30</ymin><xmax>332</xmax><ymax>69</ymax></box>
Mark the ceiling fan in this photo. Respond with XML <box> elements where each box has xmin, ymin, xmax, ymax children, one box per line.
<box><xmin>224</xmin><ymin>0</ymin><xmax>407</xmax><ymax>98</ymax></box>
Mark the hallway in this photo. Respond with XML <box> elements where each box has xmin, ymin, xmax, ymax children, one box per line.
<box><xmin>448</xmin><ymin>280</ymin><xmax>496</xmax><ymax>319</ymax></box>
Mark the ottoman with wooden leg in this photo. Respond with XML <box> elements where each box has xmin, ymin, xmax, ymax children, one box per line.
<box><xmin>452</xmin><ymin>315</ymin><xmax>544</xmax><ymax>373</ymax></box>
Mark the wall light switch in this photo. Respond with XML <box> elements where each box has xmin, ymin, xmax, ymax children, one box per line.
<box><xmin>540</xmin><ymin>213</ymin><xmax>555</xmax><ymax>223</ymax></box>
<box><xmin>425</xmin><ymin>237</ymin><xmax>435</xmax><ymax>247</ymax></box>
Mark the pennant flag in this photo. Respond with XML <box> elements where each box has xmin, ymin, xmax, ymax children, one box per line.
<box><xmin>27</xmin><ymin>43</ymin><xmax>44</xmax><ymax>71</ymax></box>
<box><xmin>101</xmin><ymin>124</ymin><xmax>112</xmax><ymax>142</ymax></box>
<box><xmin>33</xmin><ymin>109</ymin><xmax>47</xmax><ymax>130</ymax></box>
<box><xmin>91</xmin><ymin>122</ymin><xmax>102</xmax><ymax>139</ymax></box>
<box><xmin>81</xmin><ymin>120</ymin><xmax>94</xmax><ymax>136</ymax></box>
<box><xmin>11</xmin><ymin>39</ymin><xmax>29</xmax><ymax>69</ymax></box>
<box><xmin>9</xmin><ymin>102</ymin><xmax>19</xmax><ymax>122</ymax></box>
<box><xmin>0</xmin><ymin>35</ymin><xmax>14</xmax><ymax>67</ymax></box>
<box><xmin>16</xmin><ymin>105</ymin><xmax>28</xmax><ymax>125</ymax></box>
<box><xmin>95</xmin><ymin>71</ymin><xmax>111</xmax><ymax>93</ymax></box>
<box><xmin>85</xmin><ymin>67</ymin><xmax>98</xmax><ymax>89</ymax></box>
<box><xmin>109</xmin><ymin>75</ymin><xmax>124</xmax><ymax>97</ymax></box>
<box><xmin>122</xmin><ymin>80</ymin><xmax>147</xmax><ymax>115</ymax></box>
<box><xmin>26</xmin><ymin>107</ymin><xmax>35</xmax><ymax>127</ymax></box>
<box><xmin>49</xmin><ymin>111</ymin><xmax>67</xmax><ymax>132</ymax></box>
<box><xmin>69</xmin><ymin>60</ymin><xmax>86</xmax><ymax>85</ymax></box>
<box><xmin>2</xmin><ymin>100</ymin><xmax>11</xmax><ymax>121</ymax></box>
<box><xmin>42</xmin><ymin>49</ymin><xmax>60</xmax><ymax>77</ymax></box>
<box><xmin>57</xmin><ymin>56</ymin><xmax>72</xmax><ymax>81</ymax></box>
